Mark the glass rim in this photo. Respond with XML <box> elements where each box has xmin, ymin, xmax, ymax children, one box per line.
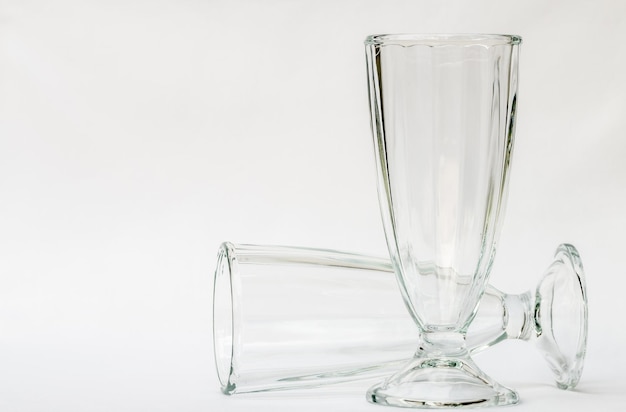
<box><xmin>213</xmin><ymin>242</ymin><xmax>239</xmax><ymax>393</ymax></box>
<box><xmin>364</xmin><ymin>33</ymin><xmax>522</xmax><ymax>47</ymax></box>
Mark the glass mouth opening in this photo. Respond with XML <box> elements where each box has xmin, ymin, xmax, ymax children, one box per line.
<box><xmin>213</xmin><ymin>242</ymin><xmax>237</xmax><ymax>394</ymax></box>
<box><xmin>365</xmin><ymin>33</ymin><xmax>522</xmax><ymax>47</ymax></box>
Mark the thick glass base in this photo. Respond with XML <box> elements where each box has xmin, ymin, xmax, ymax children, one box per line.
<box><xmin>366</xmin><ymin>356</ymin><xmax>518</xmax><ymax>408</ymax></box>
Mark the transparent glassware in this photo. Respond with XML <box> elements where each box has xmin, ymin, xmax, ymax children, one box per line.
<box><xmin>212</xmin><ymin>242</ymin><xmax>587</xmax><ymax>395</ymax></box>
<box><xmin>365</xmin><ymin>33</ymin><xmax>522</xmax><ymax>407</ymax></box>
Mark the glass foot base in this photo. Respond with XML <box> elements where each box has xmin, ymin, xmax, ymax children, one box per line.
<box><xmin>366</xmin><ymin>357</ymin><xmax>518</xmax><ymax>408</ymax></box>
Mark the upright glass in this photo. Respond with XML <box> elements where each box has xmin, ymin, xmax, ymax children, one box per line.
<box><xmin>365</xmin><ymin>34</ymin><xmax>522</xmax><ymax>407</ymax></box>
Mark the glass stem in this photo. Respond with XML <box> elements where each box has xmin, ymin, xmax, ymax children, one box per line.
<box><xmin>503</xmin><ymin>290</ymin><xmax>534</xmax><ymax>342</ymax></box>
<box><xmin>416</xmin><ymin>331</ymin><xmax>469</xmax><ymax>359</ymax></box>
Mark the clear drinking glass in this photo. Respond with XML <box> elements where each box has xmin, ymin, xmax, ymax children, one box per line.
<box><xmin>365</xmin><ymin>33</ymin><xmax>522</xmax><ymax>407</ymax></box>
<box><xmin>213</xmin><ymin>242</ymin><xmax>587</xmax><ymax>395</ymax></box>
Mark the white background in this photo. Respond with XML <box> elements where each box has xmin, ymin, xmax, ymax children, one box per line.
<box><xmin>1</xmin><ymin>0</ymin><xmax>625</xmax><ymax>411</ymax></box>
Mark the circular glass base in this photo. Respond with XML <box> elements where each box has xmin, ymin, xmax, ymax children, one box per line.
<box><xmin>536</xmin><ymin>243</ymin><xmax>588</xmax><ymax>390</ymax></box>
<box><xmin>366</xmin><ymin>357</ymin><xmax>519</xmax><ymax>408</ymax></box>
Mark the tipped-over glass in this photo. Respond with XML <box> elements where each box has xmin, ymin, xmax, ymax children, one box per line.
<box><xmin>365</xmin><ymin>33</ymin><xmax>522</xmax><ymax>407</ymax></box>
<box><xmin>213</xmin><ymin>242</ymin><xmax>587</xmax><ymax>395</ymax></box>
